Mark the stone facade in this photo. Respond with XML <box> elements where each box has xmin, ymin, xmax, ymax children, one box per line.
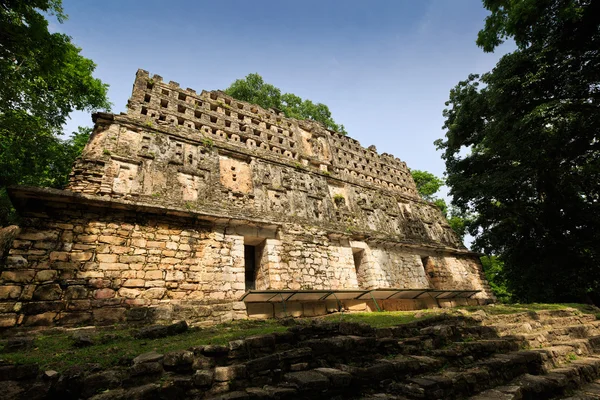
<box><xmin>0</xmin><ymin>69</ymin><xmax>494</xmax><ymax>327</ymax></box>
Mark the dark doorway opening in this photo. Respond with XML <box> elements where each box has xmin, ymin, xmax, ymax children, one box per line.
<box><xmin>244</xmin><ymin>245</ymin><xmax>256</xmax><ymax>291</ymax></box>
<box><xmin>352</xmin><ymin>248</ymin><xmax>365</xmax><ymax>288</ymax></box>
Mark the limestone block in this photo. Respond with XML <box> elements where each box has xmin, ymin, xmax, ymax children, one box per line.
<box><xmin>23</xmin><ymin>311</ymin><xmax>57</xmax><ymax>326</ymax></box>
<box><xmin>145</xmin><ymin>270</ymin><xmax>163</xmax><ymax>280</ymax></box>
<box><xmin>123</xmin><ymin>279</ymin><xmax>146</xmax><ymax>288</ymax></box>
<box><xmin>6</xmin><ymin>255</ymin><xmax>28</xmax><ymax>267</ymax></box>
<box><xmin>95</xmin><ymin>288</ymin><xmax>115</xmax><ymax>299</ymax></box>
<box><xmin>98</xmin><ymin>235</ymin><xmax>126</xmax><ymax>245</ymax></box>
<box><xmin>93</xmin><ymin>307</ymin><xmax>126</xmax><ymax>325</ymax></box>
<box><xmin>49</xmin><ymin>251</ymin><xmax>69</xmax><ymax>261</ymax></box>
<box><xmin>166</xmin><ymin>271</ymin><xmax>185</xmax><ymax>281</ymax></box>
<box><xmin>32</xmin><ymin>284</ymin><xmax>62</xmax><ymax>301</ymax></box>
<box><xmin>214</xmin><ymin>365</ymin><xmax>246</xmax><ymax>382</ymax></box>
<box><xmin>0</xmin><ymin>285</ymin><xmax>22</xmax><ymax>300</ymax></box>
<box><xmin>141</xmin><ymin>288</ymin><xmax>166</xmax><ymax>300</ymax></box>
<box><xmin>118</xmin><ymin>288</ymin><xmax>142</xmax><ymax>298</ymax></box>
<box><xmin>18</xmin><ymin>231</ymin><xmax>58</xmax><ymax>241</ymax></box>
<box><xmin>97</xmin><ymin>254</ymin><xmax>119</xmax><ymax>263</ymax></box>
<box><xmin>246</xmin><ymin>303</ymin><xmax>274</xmax><ymax>319</ymax></box>
<box><xmin>70</xmin><ymin>252</ymin><xmax>93</xmax><ymax>262</ymax></box>
<box><xmin>1</xmin><ymin>270</ymin><xmax>35</xmax><ymax>283</ymax></box>
<box><xmin>64</xmin><ymin>286</ymin><xmax>88</xmax><ymax>300</ymax></box>
<box><xmin>0</xmin><ymin>313</ymin><xmax>17</xmax><ymax>327</ymax></box>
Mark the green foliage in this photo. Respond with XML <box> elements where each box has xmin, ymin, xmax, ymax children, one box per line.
<box><xmin>0</xmin><ymin>1</ymin><xmax>110</xmax><ymax>129</ymax></box>
<box><xmin>0</xmin><ymin>1</ymin><xmax>110</xmax><ymax>226</ymax></box>
<box><xmin>437</xmin><ymin>0</ymin><xmax>600</xmax><ymax>304</ymax></box>
<box><xmin>333</xmin><ymin>193</ymin><xmax>345</xmax><ymax>205</ymax></box>
<box><xmin>411</xmin><ymin>169</ymin><xmax>444</xmax><ymax>202</ymax></box>
<box><xmin>201</xmin><ymin>137</ymin><xmax>214</xmax><ymax>149</ymax></box>
<box><xmin>480</xmin><ymin>256</ymin><xmax>512</xmax><ymax>303</ymax></box>
<box><xmin>0</xmin><ymin>126</ymin><xmax>93</xmax><ymax>225</ymax></box>
<box><xmin>409</xmin><ymin>169</ymin><xmax>471</xmax><ymax>241</ymax></box>
<box><xmin>224</xmin><ymin>73</ymin><xmax>347</xmax><ymax>134</ymax></box>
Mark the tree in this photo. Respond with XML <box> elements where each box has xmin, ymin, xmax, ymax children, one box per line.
<box><xmin>437</xmin><ymin>0</ymin><xmax>600</xmax><ymax>304</ymax></box>
<box><xmin>410</xmin><ymin>169</ymin><xmax>444</xmax><ymax>202</ymax></box>
<box><xmin>409</xmin><ymin>169</ymin><xmax>472</xmax><ymax>240</ymax></box>
<box><xmin>0</xmin><ymin>1</ymin><xmax>110</xmax><ymax>225</ymax></box>
<box><xmin>224</xmin><ymin>73</ymin><xmax>346</xmax><ymax>134</ymax></box>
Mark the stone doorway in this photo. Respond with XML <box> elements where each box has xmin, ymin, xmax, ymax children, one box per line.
<box><xmin>244</xmin><ymin>237</ymin><xmax>266</xmax><ymax>291</ymax></box>
<box><xmin>244</xmin><ymin>244</ymin><xmax>257</xmax><ymax>290</ymax></box>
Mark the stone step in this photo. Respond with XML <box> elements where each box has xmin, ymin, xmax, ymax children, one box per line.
<box><xmin>560</xmin><ymin>378</ymin><xmax>600</xmax><ymax>399</ymax></box>
<box><xmin>530</xmin><ymin>345</ymin><xmax>593</xmax><ymax>371</ymax></box>
<box><xmin>507</xmin><ymin>324</ymin><xmax>600</xmax><ymax>348</ymax></box>
<box><xmin>393</xmin><ymin>350</ymin><xmax>546</xmax><ymax>399</ymax></box>
<box><xmin>391</xmin><ymin>337</ymin><xmax>599</xmax><ymax>400</ymax></box>
<box><xmin>470</xmin><ymin>356</ymin><xmax>600</xmax><ymax>400</ymax></box>
<box><xmin>484</xmin><ymin>312</ymin><xmax>597</xmax><ymax>328</ymax></box>
<box><xmin>429</xmin><ymin>338</ymin><xmax>522</xmax><ymax>361</ymax></box>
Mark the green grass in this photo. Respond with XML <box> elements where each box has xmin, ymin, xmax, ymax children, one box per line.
<box><xmin>0</xmin><ymin>319</ymin><xmax>286</xmax><ymax>372</ymax></box>
<box><xmin>460</xmin><ymin>303</ymin><xmax>600</xmax><ymax>316</ymax></box>
<box><xmin>2</xmin><ymin>303</ymin><xmax>598</xmax><ymax>372</ymax></box>
<box><xmin>321</xmin><ymin>309</ymin><xmax>438</xmax><ymax>328</ymax></box>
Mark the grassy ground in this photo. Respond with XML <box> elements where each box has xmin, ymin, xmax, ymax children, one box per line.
<box><xmin>0</xmin><ymin>319</ymin><xmax>287</xmax><ymax>372</ymax></box>
<box><xmin>1</xmin><ymin>303</ymin><xmax>598</xmax><ymax>373</ymax></box>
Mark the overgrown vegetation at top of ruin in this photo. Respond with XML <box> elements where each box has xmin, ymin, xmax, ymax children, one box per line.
<box><xmin>223</xmin><ymin>73</ymin><xmax>347</xmax><ymax>135</ymax></box>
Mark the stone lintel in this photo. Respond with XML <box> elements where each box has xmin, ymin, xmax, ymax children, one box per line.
<box><xmin>7</xmin><ymin>186</ymin><xmax>280</xmax><ymax>231</ymax></box>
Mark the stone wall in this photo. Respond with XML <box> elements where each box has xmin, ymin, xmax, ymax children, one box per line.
<box><xmin>0</xmin><ymin>201</ymin><xmax>252</xmax><ymax>328</ymax></box>
<box><xmin>65</xmin><ymin>69</ymin><xmax>462</xmax><ymax>251</ymax></box>
<box><xmin>0</xmin><ymin>69</ymin><xmax>495</xmax><ymax>328</ymax></box>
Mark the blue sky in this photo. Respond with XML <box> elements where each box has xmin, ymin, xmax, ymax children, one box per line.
<box><xmin>59</xmin><ymin>0</ymin><xmax>511</xmax><ymax>197</ymax></box>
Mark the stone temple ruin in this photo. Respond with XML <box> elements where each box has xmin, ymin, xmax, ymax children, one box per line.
<box><xmin>0</xmin><ymin>70</ymin><xmax>494</xmax><ymax>328</ymax></box>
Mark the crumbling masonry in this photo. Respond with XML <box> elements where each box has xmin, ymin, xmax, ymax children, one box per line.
<box><xmin>0</xmin><ymin>70</ymin><xmax>494</xmax><ymax>327</ymax></box>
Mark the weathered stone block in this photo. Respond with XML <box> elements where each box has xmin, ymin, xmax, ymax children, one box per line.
<box><xmin>141</xmin><ymin>288</ymin><xmax>166</xmax><ymax>299</ymax></box>
<box><xmin>193</xmin><ymin>369</ymin><xmax>214</xmax><ymax>387</ymax></box>
<box><xmin>123</xmin><ymin>279</ymin><xmax>145</xmax><ymax>288</ymax></box>
<box><xmin>163</xmin><ymin>350</ymin><xmax>194</xmax><ymax>371</ymax></box>
<box><xmin>1</xmin><ymin>270</ymin><xmax>35</xmax><ymax>284</ymax></box>
<box><xmin>69</xmin><ymin>252</ymin><xmax>93</xmax><ymax>262</ymax></box>
<box><xmin>214</xmin><ymin>365</ymin><xmax>246</xmax><ymax>382</ymax></box>
<box><xmin>64</xmin><ymin>286</ymin><xmax>88</xmax><ymax>300</ymax></box>
<box><xmin>284</xmin><ymin>370</ymin><xmax>329</xmax><ymax>391</ymax></box>
<box><xmin>93</xmin><ymin>307</ymin><xmax>126</xmax><ymax>324</ymax></box>
<box><xmin>32</xmin><ymin>284</ymin><xmax>62</xmax><ymax>301</ymax></box>
<box><xmin>23</xmin><ymin>311</ymin><xmax>57</xmax><ymax>326</ymax></box>
<box><xmin>98</xmin><ymin>236</ymin><xmax>125</xmax><ymax>245</ymax></box>
<box><xmin>246</xmin><ymin>303</ymin><xmax>273</xmax><ymax>319</ymax></box>
<box><xmin>35</xmin><ymin>270</ymin><xmax>57</xmax><ymax>282</ymax></box>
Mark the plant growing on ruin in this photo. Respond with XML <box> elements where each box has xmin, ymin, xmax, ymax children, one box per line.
<box><xmin>102</xmin><ymin>149</ymin><xmax>111</xmax><ymax>156</ymax></box>
<box><xmin>201</xmin><ymin>138</ymin><xmax>214</xmax><ymax>149</ymax></box>
<box><xmin>333</xmin><ymin>194</ymin><xmax>345</xmax><ymax>206</ymax></box>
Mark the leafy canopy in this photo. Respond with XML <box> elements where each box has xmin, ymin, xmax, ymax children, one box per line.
<box><xmin>437</xmin><ymin>0</ymin><xmax>600</xmax><ymax>304</ymax></box>
<box><xmin>224</xmin><ymin>73</ymin><xmax>346</xmax><ymax>134</ymax></box>
<box><xmin>409</xmin><ymin>169</ymin><xmax>472</xmax><ymax>240</ymax></box>
<box><xmin>0</xmin><ymin>0</ymin><xmax>110</xmax><ymax>225</ymax></box>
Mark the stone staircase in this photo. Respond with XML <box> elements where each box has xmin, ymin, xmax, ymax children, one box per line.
<box><xmin>248</xmin><ymin>309</ymin><xmax>600</xmax><ymax>400</ymax></box>
<box><xmin>2</xmin><ymin>308</ymin><xmax>600</xmax><ymax>399</ymax></box>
